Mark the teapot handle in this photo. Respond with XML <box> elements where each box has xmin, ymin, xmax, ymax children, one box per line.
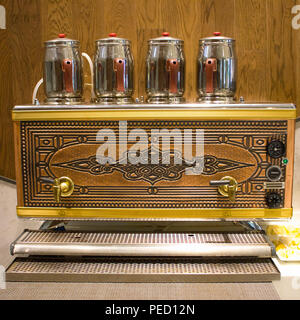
<box><xmin>62</xmin><ymin>59</ymin><xmax>74</xmax><ymax>93</ymax></box>
<box><xmin>205</xmin><ymin>58</ymin><xmax>217</xmax><ymax>93</ymax></box>
<box><xmin>113</xmin><ymin>58</ymin><xmax>125</xmax><ymax>92</ymax></box>
<box><xmin>32</xmin><ymin>78</ymin><xmax>44</xmax><ymax>105</ymax></box>
<box><xmin>166</xmin><ymin>59</ymin><xmax>179</xmax><ymax>94</ymax></box>
<box><xmin>82</xmin><ymin>52</ymin><xmax>95</xmax><ymax>100</ymax></box>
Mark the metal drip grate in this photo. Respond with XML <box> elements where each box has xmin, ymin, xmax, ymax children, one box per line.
<box><xmin>11</xmin><ymin>230</ymin><xmax>273</xmax><ymax>257</ymax></box>
<box><xmin>6</xmin><ymin>257</ymin><xmax>280</xmax><ymax>283</ymax></box>
<box><xmin>18</xmin><ymin>230</ymin><xmax>267</xmax><ymax>244</ymax></box>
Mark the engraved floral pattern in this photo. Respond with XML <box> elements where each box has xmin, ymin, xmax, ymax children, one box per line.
<box><xmin>53</xmin><ymin>148</ymin><xmax>254</xmax><ymax>185</ymax></box>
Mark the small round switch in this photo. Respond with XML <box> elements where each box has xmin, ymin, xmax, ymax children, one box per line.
<box><xmin>266</xmin><ymin>165</ymin><xmax>282</xmax><ymax>181</ymax></box>
<box><xmin>266</xmin><ymin>192</ymin><xmax>282</xmax><ymax>209</ymax></box>
<box><xmin>267</xmin><ymin>140</ymin><xmax>285</xmax><ymax>159</ymax></box>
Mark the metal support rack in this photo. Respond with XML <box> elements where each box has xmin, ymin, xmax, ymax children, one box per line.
<box><xmin>7</xmin><ymin>223</ymin><xmax>279</xmax><ymax>283</ymax></box>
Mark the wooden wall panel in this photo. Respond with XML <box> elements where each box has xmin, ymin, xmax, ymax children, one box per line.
<box><xmin>267</xmin><ymin>0</ymin><xmax>296</xmax><ymax>103</ymax></box>
<box><xmin>201</xmin><ymin>0</ymin><xmax>235</xmax><ymax>36</ymax></box>
<box><xmin>41</xmin><ymin>0</ymin><xmax>74</xmax><ymax>39</ymax></box>
<box><xmin>0</xmin><ymin>0</ymin><xmax>299</xmax><ymax>179</ymax></box>
<box><xmin>235</xmin><ymin>0</ymin><xmax>268</xmax><ymax>101</ymax></box>
<box><xmin>10</xmin><ymin>1</ymin><xmax>42</xmax><ymax>106</ymax></box>
<box><xmin>0</xmin><ymin>0</ymin><xmax>13</xmax><ymax>178</ymax></box>
<box><xmin>294</xmin><ymin>0</ymin><xmax>300</xmax><ymax>114</ymax></box>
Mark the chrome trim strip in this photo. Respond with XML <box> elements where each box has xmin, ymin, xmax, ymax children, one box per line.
<box><xmin>13</xmin><ymin>102</ymin><xmax>296</xmax><ymax>112</ymax></box>
<box><xmin>12</xmin><ymin>242</ymin><xmax>271</xmax><ymax>257</ymax></box>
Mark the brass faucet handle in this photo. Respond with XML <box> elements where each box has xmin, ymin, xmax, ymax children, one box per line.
<box><xmin>53</xmin><ymin>178</ymin><xmax>62</xmax><ymax>203</ymax></box>
<box><xmin>228</xmin><ymin>183</ymin><xmax>237</xmax><ymax>202</ymax></box>
<box><xmin>40</xmin><ymin>177</ymin><xmax>55</xmax><ymax>184</ymax></box>
<box><xmin>210</xmin><ymin>180</ymin><xmax>231</xmax><ymax>186</ymax></box>
<box><xmin>210</xmin><ymin>176</ymin><xmax>238</xmax><ymax>202</ymax></box>
<box><xmin>40</xmin><ymin>176</ymin><xmax>74</xmax><ymax>203</ymax></box>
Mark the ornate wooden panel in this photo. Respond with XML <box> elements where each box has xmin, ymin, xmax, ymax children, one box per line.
<box><xmin>19</xmin><ymin>120</ymin><xmax>289</xmax><ymax>210</ymax></box>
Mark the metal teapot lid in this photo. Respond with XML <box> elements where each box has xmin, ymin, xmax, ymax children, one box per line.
<box><xmin>148</xmin><ymin>32</ymin><xmax>183</xmax><ymax>44</ymax></box>
<box><xmin>96</xmin><ymin>33</ymin><xmax>131</xmax><ymax>45</ymax></box>
<box><xmin>200</xmin><ymin>32</ymin><xmax>235</xmax><ymax>43</ymax></box>
<box><xmin>44</xmin><ymin>34</ymin><xmax>80</xmax><ymax>47</ymax></box>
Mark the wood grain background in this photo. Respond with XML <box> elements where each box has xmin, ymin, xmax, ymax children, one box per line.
<box><xmin>0</xmin><ymin>0</ymin><xmax>299</xmax><ymax>179</ymax></box>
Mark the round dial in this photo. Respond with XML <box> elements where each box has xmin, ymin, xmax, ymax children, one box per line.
<box><xmin>266</xmin><ymin>192</ymin><xmax>282</xmax><ymax>209</ymax></box>
<box><xmin>266</xmin><ymin>165</ymin><xmax>282</xmax><ymax>181</ymax></box>
<box><xmin>267</xmin><ymin>140</ymin><xmax>285</xmax><ymax>159</ymax></box>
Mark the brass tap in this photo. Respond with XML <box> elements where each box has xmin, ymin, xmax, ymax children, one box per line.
<box><xmin>210</xmin><ymin>176</ymin><xmax>238</xmax><ymax>202</ymax></box>
<box><xmin>40</xmin><ymin>176</ymin><xmax>74</xmax><ymax>203</ymax></box>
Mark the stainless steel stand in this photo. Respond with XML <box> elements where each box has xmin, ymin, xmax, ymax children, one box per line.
<box><xmin>6</xmin><ymin>221</ymin><xmax>279</xmax><ymax>283</ymax></box>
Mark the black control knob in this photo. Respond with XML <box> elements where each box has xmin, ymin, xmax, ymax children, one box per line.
<box><xmin>266</xmin><ymin>165</ymin><xmax>282</xmax><ymax>181</ymax></box>
<box><xmin>267</xmin><ymin>140</ymin><xmax>285</xmax><ymax>159</ymax></box>
<box><xmin>266</xmin><ymin>192</ymin><xmax>282</xmax><ymax>209</ymax></box>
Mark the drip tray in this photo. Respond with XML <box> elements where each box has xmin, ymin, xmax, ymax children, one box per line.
<box><xmin>11</xmin><ymin>230</ymin><xmax>274</xmax><ymax>258</ymax></box>
<box><xmin>8</xmin><ymin>230</ymin><xmax>278</xmax><ymax>283</ymax></box>
<box><xmin>6</xmin><ymin>257</ymin><xmax>280</xmax><ymax>283</ymax></box>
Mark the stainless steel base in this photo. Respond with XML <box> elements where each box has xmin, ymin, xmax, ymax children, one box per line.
<box><xmin>10</xmin><ymin>230</ymin><xmax>274</xmax><ymax>258</ymax></box>
<box><xmin>6</xmin><ymin>257</ymin><xmax>280</xmax><ymax>283</ymax></box>
<box><xmin>147</xmin><ymin>96</ymin><xmax>185</xmax><ymax>104</ymax></box>
<box><xmin>44</xmin><ymin>97</ymin><xmax>84</xmax><ymax>104</ymax></box>
<box><xmin>93</xmin><ymin>97</ymin><xmax>134</xmax><ymax>104</ymax></box>
<box><xmin>197</xmin><ymin>96</ymin><xmax>235</xmax><ymax>103</ymax></box>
